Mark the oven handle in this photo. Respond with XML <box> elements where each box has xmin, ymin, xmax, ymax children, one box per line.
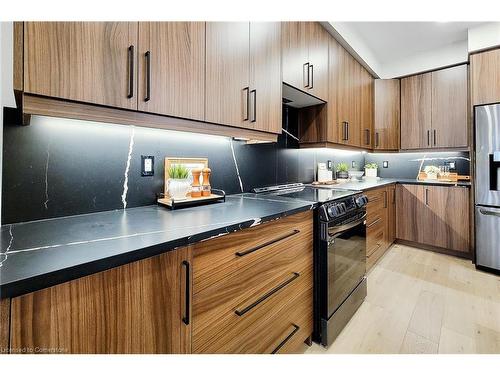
<box><xmin>327</xmin><ymin>214</ymin><xmax>367</xmax><ymax>239</ymax></box>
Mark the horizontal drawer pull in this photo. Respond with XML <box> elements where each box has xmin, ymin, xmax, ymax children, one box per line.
<box><xmin>271</xmin><ymin>324</ymin><xmax>300</xmax><ymax>354</ymax></box>
<box><xmin>367</xmin><ymin>217</ymin><xmax>382</xmax><ymax>228</ymax></box>
<box><xmin>235</xmin><ymin>272</ymin><xmax>300</xmax><ymax>317</ymax></box>
<box><xmin>235</xmin><ymin>230</ymin><xmax>300</xmax><ymax>257</ymax></box>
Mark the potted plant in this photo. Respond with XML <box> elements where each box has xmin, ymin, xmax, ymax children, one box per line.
<box><xmin>167</xmin><ymin>164</ymin><xmax>191</xmax><ymax>200</ymax></box>
<box><xmin>424</xmin><ymin>165</ymin><xmax>440</xmax><ymax>180</ymax></box>
<box><xmin>365</xmin><ymin>163</ymin><xmax>378</xmax><ymax>178</ymax></box>
<box><xmin>336</xmin><ymin>162</ymin><xmax>350</xmax><ymax>179</ymax></box>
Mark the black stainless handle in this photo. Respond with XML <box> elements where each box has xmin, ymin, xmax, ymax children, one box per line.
<box><xmin>303</xmin><ymin>62</ymin><xmax>310</xmax><ymax>88</ymax></box>
<box><xmin>427</xmin><ymin>130</ymin><xmax>430</xmax><ymax>146</ymax></box>
<box><xmin>392</xmin><ymin>188</ymin><xmax>396</xmax><ymax>204</ymax></box>
<box><xmin>367</xmin><ymin>217</ymin><xmax>382</xmax><ymax>229</ymax></box>
<box><xmin>375</xmin><ymin>132</ymin><xmax>379</xmax><ymax>148</ymax></box>
<box><xmin>384</xmin><ymin>190</ymin><xmax>388</xmax><ymax>208</ymax></box>
<box><xmin>271</xmin><ymin>324</ymin><xmax>300</xmax><ymax>354</ymax></box>
<box><xmin>346</xmin><ymin>122</ymin><xmax>349</xmax><ymax>141</ymax></box>
<box><xmin>328</xmin><ymin>214</ymin><xmax>367</xmax><ymax>238</ymax></box>
<box><xmin>235</xmin><ymin>272</ymin><xmax>300</xmax><ymax>316</ymax></box>
<box><xmin>235</xmin><ymin>230</ymin><xmax>300</xmax><ymax>257</ymax></box>
<box><xmin>365</xmin><ymin>129</ymin><xmax>371</xmax><ymax>146</ymax></box>
<box><xmin>243</xmin><ymin>87</ymin><xmax>249</xmax><ymax>121</ymax></box>
<box><xmin>250</xmin><ymin>89</ymin><xmax>257</xmax><ymax>123</ymax></box>
<box><xmin>127</xmin><ymin>45</ymin><xmax>134</xmax><ymax>99</ymax></box>
<box><xmin>309</xmin><ymin>64</ymin><xmax>314</xmax><ymax>89</ymax></box>
<box><xmin>425</xmin><ymin>188</ymin><xmax>429</xmax><ymax>206</ymax></box>
<box><xmin>145</xmin><ymin>51</ymin><xmax>151</xmax><ymax>102</ymax></box>
<box><xmin>433</xmin><ymin>129</ymin><xmax>437</xmax><ymax>146</ymax></box>
<box><xmin>182</xmin><ymin>260</ymin><xmax>190</xmax><ymax>325</ymax></box>
<box><xmin>341</xmin><ymin>122</ymin><xmax>347</xmax><ymax>141</ymax></box>
<box><xmin>479</xmin><ymin>209</ymin><xmax>500</xmax><ymax>217</ymax></box>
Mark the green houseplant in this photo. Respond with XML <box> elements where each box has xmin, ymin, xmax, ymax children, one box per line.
<box><xmin>364</xmin><ymin>163</ymin><xmax>378</xmax><ymax>178</ymax></box>
<box><xmin>336</xmin><ymin>162</ymin><xmax>350</xmax><ymax>179</ymax></box>
<box><xmin>424</xmin><ymin>165</ymin><xmax>440</xmax><ymax>180</ymax></box>
<box><xmin>167</xmin><ymin>164</ymin><xmax>191</xmax><ymax>200</ymax></box>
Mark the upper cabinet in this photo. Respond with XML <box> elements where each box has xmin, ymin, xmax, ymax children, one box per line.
<box><xmin>137</xmin><ymin>22</ymin><xmax>205</xmax><ymax>121</ymax></box>
<box><xmin>431</xmin><ymin>65</ymin><xmax>468</xmax><ymax>148</ymax></box>
<box><xmin>400</xmin><ymin>72</ymin><xmax>432</xmax><ymax>149</ymax></box>
<box><xmin>282</xmin><ymin>22</ymin><xmax>329</xmax><ymax>101</ymax></box>
<box><xmin>24</xmin><ymin>22</ymin><xmax>139</xmax><ymax>110</ymax></box>
<box><xmin>374</xmin><ymin>79</ymin><xmax>400</xmax><ymax>151</ymax></box>
<box><xmin>360</xmin><ymin>66</ymin><xmax>374</xmax><ymax>148</ymax></box>
<box><xmin>205</xmin><ymin>22</ymin><xmax>282</xmax><ymax>134</ymax></box>
<box><xmin>471</xmin><ymin>48</ymin><xmax>500</xmax><ymax>106</ymax></box>
<box><xmin>400</xmin><ymin>65</ymin><xmax>468</xmax><ymax>150</ymax></box>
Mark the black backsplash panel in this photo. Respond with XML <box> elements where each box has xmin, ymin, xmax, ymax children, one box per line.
<box><xmin>2</xmin><ymin>107</ymin><xmax>366</xmax><ymax>224</ymax></box>
<box><xmin>365</xmin><ymin>152</ymin><xmax>470</xmax><ymax>179</ymax></box>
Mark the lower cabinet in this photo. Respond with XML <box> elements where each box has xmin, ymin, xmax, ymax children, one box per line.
<box><xmin>396</xmin><ymin>184</ymin><xmax>470</xmax><ymax>254</ymax></box>
<box><xmin>365</xmin><ymin>185</ymin><xmax>395</xmax><ymax>271</ymax></box>
<box><xmin>9</xmin><ymin>247</ymin><xmax>193</xmax><ymax>354</ymax></box>
<box><xmin>191</xmin><ymin>210</ymin><xmax>314</xmax><ymax>354</ymax></box>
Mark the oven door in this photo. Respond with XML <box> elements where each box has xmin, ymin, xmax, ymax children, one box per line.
<box><xmin>326</xmin><ymin>213</ymin><xmax>367</xmax><ymax>317</ymax></box>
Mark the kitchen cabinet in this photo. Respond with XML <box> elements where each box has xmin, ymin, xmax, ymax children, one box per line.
<box><xmin>386</xmin><ymin>184</ymin><xmax>396</xmax><ymax>244</ymax></box>
<box><xmin>401</xmin><ymin>65</ymin><xmax>468</xmax><ymax>150</ymax></box>
<box><xmin>471</xmin><ymin>48</ymin><xmax>500</xmax><ymax>106</ymax></box>
<box><xmin>431</xmin><ymin>65</ymin><xmax>468</xmax><ymax>148</ymax></box>
<box><xmin>365</xmin><ymin>185</ymin><xmax>394</xmax><ymax>271</ymax></box>
<box><xmin>23</xmin><ymin>22</ymin><xmax>139</xmax><ymax>110</ymax></box>
<box><xmin>206</xmin><ymin>22</ymin><xmax>282</xmax><ymax>134</ymax></box>
<box><xmin>396</xmin><ymin>184</ymin><xmax>470</xmax><ymax>255</ymax></box>
<box><xmin>282</xmin><ymin>22</ymin><xmax>329</xmax><ymax>101</ymax></box>
<box><xmin>400</xmin><ymin>73</ymin><xmax>432</xmax><ymax>149</ymax></box>
<box><xmin>360</xmin><ymin>66</ymin><xmax>375</xmax><ymax>148</ymax></box>
<box><xmin>10</xmin><ymin>247</ymin><xmax>193</xmax><ymax>354</ymax></box>
<box><xmin>192</xmin><ymin>211</ymin><xmax>313</xmax><ymax>354</ymax></box>
<box><xmin>137</xmin><ymin>22</ymin><xmax>205</xmax><ymax>121</ymax></box>
<box><xmin>374</xmin><ymin>79</ymin><xmax>400</xmax><ymax>150</ymax></box>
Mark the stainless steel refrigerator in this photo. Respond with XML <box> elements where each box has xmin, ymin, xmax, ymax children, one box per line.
<box><xmin>475</xmin><ymin>103</ymin><xmax>500</xmax><ymax>272</ymax></box>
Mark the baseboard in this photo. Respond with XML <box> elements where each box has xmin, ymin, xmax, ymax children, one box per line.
<box><xmin>395</xmin><ymin>239</ymin><xmax>473</xmax><ymax>260</ymax></box>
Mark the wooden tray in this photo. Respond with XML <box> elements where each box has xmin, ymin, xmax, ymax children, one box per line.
<box><xmin>157</xmin><ymin>189</ymin><xmax>225</xmax><ymax>210</ymax></box>
<box><xmin>417</xmin><ymin>172</ymin><xmax>471</xmax><ymax>183</ymax></box>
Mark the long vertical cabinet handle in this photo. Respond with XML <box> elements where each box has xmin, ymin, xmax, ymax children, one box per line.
<box><xmin>341</xmin><ymin>122</ymin><xmax>347</xmax><ymax>141</ymax></box>
<box><xmin>309</xmin><ymin>65</ymin><xmax>314</xmax><ymax>89</ymax></box>
<box><xmin>182</xmin><ymin>260</ymin><xmax>191</xmax><ymax>325</ymax></box>
<box><xmin>433</xmin><ymin>130</ymin><xmax>437</xmax><ymax>146</ymax></box>
<box><xmin>365</xmin><ymin>129</ymin><xmax>371</xmax><ymax>146</ymax></box>
<box><xmin>243</xmin><ymin>87</ymin><xmax>249</xmax><ymax>121</ymax></box>
<box><xmin>346</xmin><ymin>122</ymin><xmax>349</xmax><ymax>141</ymax></box>
<box><xmin>427</xmin><ymin>130</ymin><xmax>430</xmax><ymax>146</ymax></box>
<box><xmin>251</xmin><ymin>89</ymin><xmax>257</xmax><ymax>123</ymax></box>
<box><xmin>425</xmin><ymin>188</ymin><xmax>429</xmax><ymax>206</ymax></box>
<box><xmin>127</xmin><ymin>45</ymin><xmax>135</xmax><ymax>99</ymax></box>
<box><xmin>303</xmin><ymin>63</ymin><xmax>310</xmax><ymax>88</ymax></box>
<box><xmin>145</xmin><ymin>51</ymin><xmax>151</xmax><ymax>102</ymax></box>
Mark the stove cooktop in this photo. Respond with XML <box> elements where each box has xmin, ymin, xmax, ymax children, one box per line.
<box><xmin>258</xmin><ymin>186</ymin><xmax>359</xmax><ymax>204</ymax></box>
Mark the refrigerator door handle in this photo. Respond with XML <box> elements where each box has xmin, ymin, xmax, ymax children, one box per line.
<box><xmin>479</xmin><ymin>208</ymin><xmax>500</xmax><ymax>217</ymax></box>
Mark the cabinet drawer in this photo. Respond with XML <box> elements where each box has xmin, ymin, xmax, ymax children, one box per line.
<box><xmin>367</xmin><ymin>239</ymin><xmax>386</xmax><ymax>271</ymax></box>
<box><xmin>192</xmin><ymin>210</ymin><xmax>313</xmax><ymax>294</ymax></box>
<box><xmin>366</xmin><ymin>187</ymin><xmax>387</xmax><ymax>224</ymax></box>
<box><xmin>193</xmin><ymin>266</ymin><xmax>313</xmax><ymax>353</ymax></box>
<box><xmin>367</xmin><ymin>217</ymin><xmax>385</xmax><ymax>258</ymax></box>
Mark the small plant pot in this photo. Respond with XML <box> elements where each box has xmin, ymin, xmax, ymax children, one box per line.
<box><xmin>365</xmin><ymin>168</ymin><xmax>378</xmax><ymax>178</ymax></box>
<box><xmin>167</xmin><ymin>178</ymin><xmax>191</xmax><ymax>200</ymax></box>
<box><xmin>336</xmin><ymin>171</ymin><xmax>349</xmax><ymax>179</ymax></box>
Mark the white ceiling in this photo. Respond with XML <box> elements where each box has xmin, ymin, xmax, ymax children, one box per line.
<box><xmin>327</xmin><ymin>22</ymin><xmax>487</xmax><ymax>78</ymax></box>
<box><xmin>345</xmin><ymin>22</ymin><xmax>483</xmax><ymax>63</ymax></box>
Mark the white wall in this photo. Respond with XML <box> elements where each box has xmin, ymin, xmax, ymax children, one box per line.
<box><xmin>0</xmin><ymin>22</ymin><xmax>15</xmax><ymax>224</ymax></box>
<box><xmin>468</xmin><ymin>22</ymin><xmax>500</xmax><ymax>52</ymax></box>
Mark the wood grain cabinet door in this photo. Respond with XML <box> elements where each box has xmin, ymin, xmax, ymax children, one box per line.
<box><xmin>205</xmin><ymin>22</ymin><xmax>250</xmax><ymax>129</ymax></box>
<box><xmin>396</xmin><ymin>184</ymin><xmax>427</xmax><ymax>244</ymax></box>
<box><xmin>431</xmin><ymin>65</ymin><xmax>468</xmax><ymax>148</ymax></box>
<box><xmin>471</xmin><ymin>48</ymin><xmax>500</xmax><ymax>106</ymax></box>
<box><xmin>424</xmin><ymin>186</ymin><xmax>470</xmax><ymax>253</ymax></box>
<box><xmin>360</xmin><ymin>67</ymin><xmax>374</xmax><ymax>149</ymax></box>
<box><xmin>137</xmin><ymin>22</ymin><xmax>205</xmax><ymax>121</ymax></box>
<box><xmin>306</xmin><ymin>22</ymin><xmax>329</xmax><ymax>101</ymax></box>
<box><xmin>401</xmin><ymin>73</ymin><xmax>432</xmax><ymax>149</ymax></box>
<box><xmin>10</xmin><ymin>247</ymin><xmax>193</xmax><ymax>354</ymax></box>
<box><xmin>24</xmin><ymin>22</ymin><xmax>138</xmax><ymax>110</ymax></box>
<box><xmin>386</xmin><ymin>184</ymin><xmax>396</xmax><ymax>245</ymax></box>
<box><xmin>374</xmin><ymin>79</ymin><xmax>400</xmax><ymax>150</ymax></box>
<box><xmin>250</xmin><ymin>22</ymin><xmax>282</xmax><ymax>134</ymax></box>
<box><xmin>281</xmin><ymin>22</ymin><xmax>308</xmax><ymax>91</ymax></box>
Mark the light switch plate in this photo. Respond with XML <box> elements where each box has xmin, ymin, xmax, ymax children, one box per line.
<box><xmin>141</xmin><ymin>155</ymin><xmax>154</xmax><ymax>176</ymax></box>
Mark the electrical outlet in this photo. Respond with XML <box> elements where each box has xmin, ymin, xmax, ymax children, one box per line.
<box><xmin>141</xmin><ymin>156</ymin><xmax>154</xmax><ymax>176</ymax></box>
<box><xmin>352</xmin><ymin>161</ymin><xmax>357</xmax><ymax>168</ymax></box>
<box><xmin>327</xmin><ymin>160</ymin><xmax>333</xmax><ymax>170</ymax></box>
<box><xmin>383</xmin><ymin>161</ymin><xmax>389</xmax><ymax>168</ymax></box>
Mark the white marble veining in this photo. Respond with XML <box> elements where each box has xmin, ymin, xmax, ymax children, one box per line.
<box><xmin>230</xmin><ymin>139</ymin><xmax>244</xmax><ymax>193</ymax></box>
<box><xmin>0</xmin><ymin>225</ymin><xmax>14</xmax><ymax>268</ymax></box>
<box><xmin>282</xmin><ymin>128</ymin><xmax>299</xmax><ymax>141</ymax></box>
<box><xmin>43</xmin><ymin>142</ymin><xmax>51</xmax><ymax>210</ymax></box>
<box><xmin>121</xmin><ymin>127</ymin><xmax>135</xmax><ymax>209</ymax></box>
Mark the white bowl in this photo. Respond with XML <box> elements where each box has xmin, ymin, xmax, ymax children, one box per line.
<box><xmin>348</xmin><ymin>171</ymin><xmax>365</xmax><ymax>180</ymax></box>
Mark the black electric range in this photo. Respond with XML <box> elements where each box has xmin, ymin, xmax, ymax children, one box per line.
<box><xmin>252</xmin><ymin>183</ymin><xmax>368</xmax><ymax>347</ymax></box>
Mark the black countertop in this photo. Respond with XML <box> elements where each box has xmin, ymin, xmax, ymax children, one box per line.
<box><xmin>0</xmin><ymin>194</ymin><xmax>315</xmax><ymax>298</ymax></box>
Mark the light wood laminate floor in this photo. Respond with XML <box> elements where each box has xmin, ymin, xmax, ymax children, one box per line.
<box><xmin>306</xmin><ymin>244</ymin><xmax>500</xmax><ymax>354</ymax></box>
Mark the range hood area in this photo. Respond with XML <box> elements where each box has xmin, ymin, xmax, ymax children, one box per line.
<box><xmin>282</xmin><ymin>83</ymin><xmax>326</xmax><ymax>108</ymax></box>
